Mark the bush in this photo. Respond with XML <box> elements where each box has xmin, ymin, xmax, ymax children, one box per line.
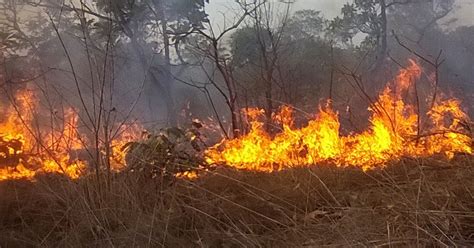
<box><xmin>122</xmin><ymin>125</ymin><xmax>206</xmax><ymax>179</ymax></box>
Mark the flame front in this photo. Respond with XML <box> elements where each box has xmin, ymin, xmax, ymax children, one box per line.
<box><xmin>0</xmin><ymin>89</ymin><xmax>88</xmax><ymax>180</ymax></box>
<box><xmin>206</xmin><ymin>60</ymin><xmax>472</xmax><ymax>171</ymax></box>
<box><xmin>1</xmin><ymin>60</ymin><xmax>471</xmax><ymax>180</ymax></box>
<box><xmin>0</xmin><ymin>87</ymin><xmax>147</xmax><ymax>181</ymax></box>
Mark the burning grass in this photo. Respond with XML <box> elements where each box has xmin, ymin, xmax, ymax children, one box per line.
<box><xmin>0</xmin><ymin>88</ymin><xmax>87</xmax><ymax>180</ymax></box>
<box><xmin>0</xmin><ymin>59</ymin><xmax>472</xmax><ymax>182</ymax></box>
<box><xmin>0</xmin><ymin>59</ymin><xmax>473</xmax><ymax>246</ymax></box>
<box><xmin>0</xmin><ymin>87</ymin><xmax>143</xmax><ymax>181</ymax></box>
<box><xmin>206</xmin><ymin>60</ymin><xmax>472</xmax><ymax>172</ymax></box>
<box><xmin>1</xmin><ymin>156</ymin><xmax>474</xmax><ymax>247</ymax></box>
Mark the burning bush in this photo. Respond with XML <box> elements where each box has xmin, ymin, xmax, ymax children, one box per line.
<box><xmin>0</xmin><ymin>136</ymin><xmax>23</xmax><ymax>168</ymax></box>
<box><xmin>122</xmin><ymin>125</ymin><xmax>207</xmax><ymax>179</ymax></box>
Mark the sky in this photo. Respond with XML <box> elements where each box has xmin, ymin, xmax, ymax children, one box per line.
<box><xmin>207</xmin><ymin>0</ymin><xmax>346</xmax><ymax>19</ymax></box>
<box><xmin>205</xmin><ymin>0</ymin><xmax>346</xmax><ymax>34</ymax></box>
<box><xmin>206</xmin><ymin>0</ymin><xmax>474</xmax><ymax>32</ymax></box>
<box><xmin>450</xmin><ymin>0</ymin><xmax>474</xmax><ymax>27</ymax></box>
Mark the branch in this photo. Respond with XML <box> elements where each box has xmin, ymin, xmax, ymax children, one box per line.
<box><xmin>392</xmin><ymin>30</ymin><xmax>435</xmax><ymax>66</ymax></box>
<box><xmin>385</xmin><ymin>0</ymin><xmax>412</xmax><ymax>8</ymax></box>
<box><xmin>27</xmin><ymin>1</ymin><xmax>116</xmax><ymax>23</ymax></box>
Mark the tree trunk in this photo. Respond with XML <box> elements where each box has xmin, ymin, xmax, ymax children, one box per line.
<box><xmin>230</xmin><ymin>105</ymin><xmax>240</xmax><ymax>138</ymax></box>
<box><xmin>379</xmin><ymin>0</ymin><xmax>388</xmax><ymax>60</ymax></box>
<box><xmin>372</xmin><ymin>0</ymin><xmax>388</xmax><ymax>72</ymax></box>
<box><xmin>211</xmin><ymin>41</ymin><xmax>240</xmax><ymax>138</ymax></box>
<box><xmin>115</xmin><ymin>0</ymin><xmax>176</xmax><ymax>126</ymax></box>
<box><xmin>264</xmin><ymin>69</ymin><xmax>274</xmax><ymax>133</ymax></box>
<box><xmin>156</xmin><ymin>0</ymin><xmax>176</xmax><ymax>126</ymax></box>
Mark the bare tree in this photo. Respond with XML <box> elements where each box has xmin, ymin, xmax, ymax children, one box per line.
<box><xmin>185</xmin><ymin>4</ymin><xmax>268</xmax><ymax>138</ymax></box>
<box><xmin>242</xmin><ymin>0</ymin><xmax>293</xmax><ymax>132</ymax></box>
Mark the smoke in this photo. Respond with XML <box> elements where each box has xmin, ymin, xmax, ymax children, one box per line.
<box><xmin>1</xmin><ymin>0</ymin><xmax>473</xmax><ymax>137</ymax></box>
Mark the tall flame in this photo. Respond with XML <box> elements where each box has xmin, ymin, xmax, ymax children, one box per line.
<box><xmin>206</xmin><ymin>60</ymin><xmax>472</xmax><ymax>171</ymax></box>
<box><xmin>1</xmin><ymin>60</ymin><xmax>471</xmax><ymax>180</ymax></box>
<box><xmin>0</xmin><ymin>85</ymin><xmax>146</xmax><ymax>181</ymax></box>
<box><xmin>0</xmin><ymin>88</ymin><xmax>87</xmax><ymax>180</ymax></box>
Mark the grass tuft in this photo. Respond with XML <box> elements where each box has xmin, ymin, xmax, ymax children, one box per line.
<box><xmin>1</xmin><ymin>156</ymin><xmax>474</xmax><ymax>247</ymax></box>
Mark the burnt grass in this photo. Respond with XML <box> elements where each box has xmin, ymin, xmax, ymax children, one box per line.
<box><xmin>1</xmin><ymin>156</ymin><xmax>474</xmax><ymax>247</ymax></box>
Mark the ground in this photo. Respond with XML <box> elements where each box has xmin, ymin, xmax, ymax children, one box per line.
<box><xmin>1</xmin><ymin>156</ymin><xmax>474</xmax><ymax>247</ymax></box>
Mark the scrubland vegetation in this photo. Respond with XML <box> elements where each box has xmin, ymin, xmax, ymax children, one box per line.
<box><xmin>1</xmin><ymin>0</ymin><xmax>474</xmax><ymax>246</ymax></box>
<box><xmin>2</xmin><ymin>157</ymin><xmax>474</xmax><ymax>247</ymax></box>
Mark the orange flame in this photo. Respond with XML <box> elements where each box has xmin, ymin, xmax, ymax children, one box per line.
<box><xmin>110</xmin><ymin>123</ymin><xmax>145</xmax><ymax>171</ymax></box>
<box><xmin>0</xmin><ymin>84</ymin><xmax>148</xmax><ymax>181</ymax></box>
<box><xmin>206</xmin><ymin>60</ymin><xmax>472</xmax><ymax>171</ymax></box>
<box><xmin>0</xmin><ymin>89</ymin><xmax>87</xmax><ymax>180</ymax></box>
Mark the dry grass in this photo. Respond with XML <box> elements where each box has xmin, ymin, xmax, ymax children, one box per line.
<box><xmin>1</xmin><ymin>156</ymin><xmax>474</xmax><ymax>247</ymax></box>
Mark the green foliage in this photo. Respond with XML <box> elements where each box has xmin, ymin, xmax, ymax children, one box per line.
<box><xmin>230</xmin><ymin>26</ymin><xmax>265</xmax><ymax>67</ymax></box>
<box><xmin>329</xmin><ymin>0</ymin><xmax>456</xmax><ymax>51</ymax></box>
<box><xmin>230</xmin><ymin>9</ymin><xmax>328</xmax><ymax>67</ymax></box>
<box><xmin>287</xmin><ymin>10</ymin><xmax>327</xmax><ymax>39</ymax></box>
<box><xmin>122</xmin><ymin>125</ymin><xmax>206</xmax><ymax>178</ymax></box>
<box><xmin>94</xmin><ymin>0</ymin><xmax>210</xmax><ymax>45</ymax></box>
<box><xmin>328</xmin><ymin>1</ymin><xmax>381</xmax><ymax>47</ymax></box>
<box><xmin>228</xmin><ymin>9</ymin><xmax>342</xmax><ymax>108</ymax></box>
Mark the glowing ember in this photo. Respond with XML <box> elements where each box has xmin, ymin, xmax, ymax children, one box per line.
<box><xmin>206</xmin><ymin>60</ymin><xmax>473</xmax><ymax>171</ymax></box>
<box><xmin>175</xmin><ymin>170</ymin><xmax>200</xmax><ymax>180</ymax></box>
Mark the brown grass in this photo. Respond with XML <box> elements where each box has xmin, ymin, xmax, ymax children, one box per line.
<box><xmin>1</xmin><ymin>156</ymin><xmax>474</xmax><ymax>247</ymax></box>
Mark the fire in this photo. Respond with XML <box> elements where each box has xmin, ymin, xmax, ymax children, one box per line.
<box><xmin>110</xmin><ymin>123</ymin><xmax>145</xmax><ymax>171</ymax></box>
<box><xmin>1</xmin><ymin>60</ymin><xmax>471</xmax><ymax>180</ymax></box>
<box><xmin>206</xmin><ymin>60</ymin><xmax>472</xmax><ymax>171</ymax></box>
<box><xmin>0</xmin><ymin>88</ymin><xmax>87</xmax><ymax>180</ymax></box>
<box><xmin>0</xmin><ymin>86</ymin><xmax>147</xmax><ymax>181</ymax></box>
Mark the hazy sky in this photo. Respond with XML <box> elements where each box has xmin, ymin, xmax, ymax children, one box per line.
<box><xmin>207</xmin><ymin>0</ymin><xmax>347</xmax><ymax>19</ymax></box>
<box><xmin>206</xmin><ymin>0</ymin><xmax>474</xmax><ymax>32</ymax></box>
<box><xmin>206</xmin><ymin>0</ymin><xmax>346</xmax><ymax>33</ymax></box>
<box><xmin>450</xmin><ymin>0</ymin><xmax>474</xmax><ymax>27</ymax></box>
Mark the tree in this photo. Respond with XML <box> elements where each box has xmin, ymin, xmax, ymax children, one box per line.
<box><xmin>91</xmin><ymin>0</ymin><xmax>211</xmax><ymax>125</ymax></box>
<box><xmin>387</xmin><ymin>0</ymin><xmax>455</xmax><ymax>44</ymax></box>
<box><xmin>229</xmin><ymin>0</ymin><xmax>294</xmax><ymax>132</ymax></box>
<box><xmin>286</xmin><ymin>10</ymin><xmax>326</xmax><ymax>40</ymax></box>
<box><xmin>329</xmin><ymin>0</ymin><xmax>454</xmax><ymax>71</ymax></box>
<box><xmin>229</xmin><ymin>7</ymin><xmax>347</xmax><ymax>128</ymax></box>
<box><xmin>183</xmin><ymin>5</ymin><xmax>254</xmax><ymax>138</ymax></box>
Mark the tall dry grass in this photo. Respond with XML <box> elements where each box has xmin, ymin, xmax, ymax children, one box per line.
<box><xmin>1</xmin><ymin>156</ymin><xmax>474</xmax><ymax>247</ymax></box>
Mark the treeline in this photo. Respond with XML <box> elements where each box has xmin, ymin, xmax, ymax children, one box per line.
<box><xmin>0</xmin><ymin>0</ymin><xmax>472</xmax><ymax>138</ymax></box>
